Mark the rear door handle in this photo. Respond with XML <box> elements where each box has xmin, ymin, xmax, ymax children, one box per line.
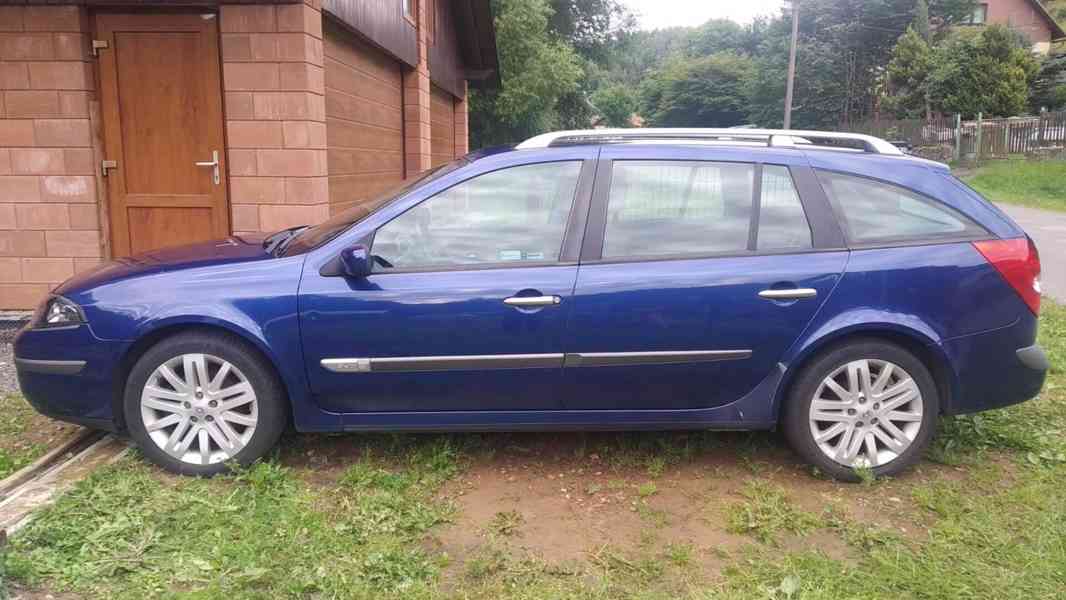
<box><xmin>758</xmin><ymin>288</ymin><xmax>817</xmax><ymax>300</ymax></box>
<box><xmin>504</xmin><ymin>295</ymin><xmax>561</xmax><ymax>307</ymax></box>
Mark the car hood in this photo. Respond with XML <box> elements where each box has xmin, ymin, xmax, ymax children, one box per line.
<box><xmin>55</xmin><ymin>234</ymin><xmax>274</xmax><ymax>296</ymax></box>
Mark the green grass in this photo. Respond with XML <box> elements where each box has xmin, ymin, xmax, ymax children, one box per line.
<box><xmin>726</xmin><ymin>480</ymin><xmax>821</xmax><ymax>544</ymax></box>
<box><xmin>2</xmin><ymin>437</ymin><xmax>460</xmax><ymax>599</ymax></box>
<box><xmin>962</xmin><ymin>158</ymin><xmax>1066</xmax><ymax>211</ymax></box>
<box><xmin>0</xmin><ymin>394</ymin><xmax>61</xmax><ymax>479</ymax></box>
<box><xmin>4</xmin><ymin>302</ymin><xmax>1066</xmax><ymax>599</ymax></box>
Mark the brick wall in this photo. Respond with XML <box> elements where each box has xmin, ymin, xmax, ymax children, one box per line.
<box><xmin>454</xmin><ymin>80</ymin><xmax>468</xmax><ymax>156</ymax></box>
<box><xmin>220</xmin><ymin>0</ymin><xmax>329</xmax><ymax>236</ymax></box>
<box><xmin>0</xmin><ymin>5</ymin><xmax>101</xmax><ymax>310</ymax></box>
<box><xmin>402</xmin><ymin>0</ymin><xmax>431</xmax><ymax>177</ymax></box>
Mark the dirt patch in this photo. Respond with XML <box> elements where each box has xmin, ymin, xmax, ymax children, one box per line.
<box><xmin>241</xmin><ymin>429</ymin><xmax>990</xmax><ymax>581</ymax></box>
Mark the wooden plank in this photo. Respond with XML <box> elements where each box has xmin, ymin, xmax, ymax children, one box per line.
<box><xmin>321</xmin><ymin>1</ymin><xmax>417</xmax><ymax>67</ymax></box>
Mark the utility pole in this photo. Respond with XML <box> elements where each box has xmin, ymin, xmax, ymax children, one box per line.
<box><xmin>783</xmin><ymin>0</ymin><xmax>799</xmax><ymax>130</ymax></box>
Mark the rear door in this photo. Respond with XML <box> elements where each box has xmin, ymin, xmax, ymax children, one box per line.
<box><xmin>561</xmin><ymin>145</ymin><xmax>849</xmax><ymax>411</ymax></box>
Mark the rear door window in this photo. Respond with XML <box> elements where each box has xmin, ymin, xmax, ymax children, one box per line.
<box><xmin>816</xmin><ymin>170</ymin><xmax>986</xmax><ymax>244</ymax></box>
<box><xmin>601</xmin><ymin>161</ymin><xmax>814</xmax><ymax>259</ymax></box>
<box><xmin>603</xmin><ymin>161</ymin><xmax>754</xmax><ymax>258</ymax></box>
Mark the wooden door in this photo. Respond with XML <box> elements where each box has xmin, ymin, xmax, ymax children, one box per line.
<box><xmin>96</xmin><ymin>12</ymin><xmax>230</xmax><ymax>257</ymax></box>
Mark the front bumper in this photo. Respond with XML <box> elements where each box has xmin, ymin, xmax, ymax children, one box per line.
<box><xmin>14</xmin><ymin>323</ymin><xmax>128</xmax><ymax>432</ymax></box>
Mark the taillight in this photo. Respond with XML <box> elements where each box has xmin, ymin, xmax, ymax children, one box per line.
<box><xmin>972</xmin><ymin>237</ymin><xmax>1042</xmax><ymax>315</ymax></box>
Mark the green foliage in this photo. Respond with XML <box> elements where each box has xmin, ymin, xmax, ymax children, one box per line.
<box><xmin>1031</xmin><ymin>52</ymin><xmax>1066</xmax><ymax>112</ymax></box>
<box><xmin>914</xmin><ymin>0</ymin><xmax>932</xmax><ymax>42</ymax></box>
<box><xmin>589</xmin><ymin>83</ymin><xmax>636</xmax><ymax>127</ymax></box>
<box><xmin>886</xmin><ymin>26</ymin><xmax>934</xmax><ymax>118</ymax></box>
<box><xmin>640</xmin><ymin>53</ymin><xmax>753</xmax><ymax>127</ymax></box>
<box><xmin>469</xmin><ymin>0</ymin><xmax>582</xmax><ymax>148</ymax></box>
<box><xmin>929</xmin><ymin>25</ymin><xmax>1040</xmax><ymax>117</ymax></box>
<box><xmin>547</xmin><ymin>0</ymin><xmax>635</xmax><ymax>65</ymax></box>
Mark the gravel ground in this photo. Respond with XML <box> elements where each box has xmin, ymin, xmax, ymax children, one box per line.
<box><xmin>0</xmin><ymin>318</ymin><xmax>28</xmax><ymax>395</ymax></box>
<box><xmin>1</xmin><ymin>343</ymin><xmax>20</xmax><ymax>396</ymax></box>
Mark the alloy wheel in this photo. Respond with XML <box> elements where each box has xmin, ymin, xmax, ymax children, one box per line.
<box><xmin>140</xmin><ymin>353</ymin><xmax>258</xmax><ymax>465</ymax></box>
<box><xmin>808</xmin><ymin>358</ymin><xmax>924</xmax><ymax>468</ymax></box>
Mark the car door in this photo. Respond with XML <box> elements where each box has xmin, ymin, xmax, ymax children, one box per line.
<box><xmin>561</xmin><ymin>145</ymin><xmax>849</xmax><ymax>411</ymax></box>
<box><xmin>299</xmin><ymin>152</ymin><xmax>596</xmax><ymax>413</ymax></box>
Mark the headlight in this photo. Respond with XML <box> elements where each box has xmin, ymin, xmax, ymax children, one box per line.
<box><xmin>34</xmin><ymin>296</ymin><xmax>85</xmax><ymax>329</ymax></box>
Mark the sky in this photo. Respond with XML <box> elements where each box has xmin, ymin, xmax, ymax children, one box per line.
<box><xmin>622</xmin><ymin>0</ymin><xmax>788</xmax><ymax>30</ymax></box>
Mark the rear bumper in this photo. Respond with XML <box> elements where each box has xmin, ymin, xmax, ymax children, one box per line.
<box><xmin>941</xmin><ymin>317</ymin><xmax>1046</xmax><ymax>415</ymax></box>
<box><xmin>13</xmin><ymin>323</ymin><xmax>126</xmax><ymax>432</ymax></box>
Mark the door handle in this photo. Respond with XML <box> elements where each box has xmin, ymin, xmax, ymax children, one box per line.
<box><xmin>195</xmin><ymin>150</ymin><xmax>221</xmax><ymax>185</ymax></box>
<box><xmin>504</xmin><ymin>295</ymin><xmax>561</xmax><ymax>307</ymax></box>
<box><xmin>758</xmin><ymin>288</ymin><xmax>817</xmax><ymax>300</ymax></box>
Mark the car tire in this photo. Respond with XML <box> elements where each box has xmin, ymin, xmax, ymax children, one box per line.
<box><xmin>123</xmin><ymin>331</ymin><xmax>287</xmax><ymax>476</ymax></box>
<box><xmin>782</xmin><ymin>339</ymin><xmax>939</xmax><ymax>482</ymax></box>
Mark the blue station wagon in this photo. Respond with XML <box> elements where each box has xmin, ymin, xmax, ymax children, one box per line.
<box><xmin>14</xmin><ymin>129</ymin><xmax>1047</xmax><ymax>480</ymax></box>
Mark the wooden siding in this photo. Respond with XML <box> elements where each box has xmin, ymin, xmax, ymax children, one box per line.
<box><xmin>324</xmin><ymin>18</ymin><xmax>405</xmax><ymax>215</ymax></box>
<box><xmin>321</xmin><ymin>0</ymin><xmax>417</xmax><ymax>68</ymax></box>
<box><xmin>428</xmin><ymin>0</ymin><xmax>465</xmax><ymax>98</ymax></box>
<box><xmin>430</xmin><ymin>84</ymin><xmax>455</xmax><ymax>167</ymax></box>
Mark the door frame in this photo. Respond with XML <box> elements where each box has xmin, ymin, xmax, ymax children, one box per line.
<box><xmin>91</xmin><ymin>8</ymin><xmax>232</xmax><ymax>259</ymax></box>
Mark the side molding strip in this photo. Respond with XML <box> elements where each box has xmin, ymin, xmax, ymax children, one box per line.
<box><xmin>563</xmin><ymin>350</ymin><xmax>751</xmax><ymax>367</ymax></box>
<box><xmin>14</xmin><ymin>357</ymin><xmax>87</xmax><ymax>375</ymax></box>
<box><xmin>321</xmin><ymin>350</ymin><xmax>752</xmax><ymax>374</ymax></box>
<box><xmin>321</xmin><ymin>354</ymin><xmax>564</xmax><ymax>373</ymax></box>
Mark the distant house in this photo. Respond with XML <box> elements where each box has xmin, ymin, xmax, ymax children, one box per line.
<box><xmin>961</xmin><ymin>0</ymin><xmax>1066</xmax><ymax>53</ymax></box>
<box><xmin>0</xmin><ymin>0</ymin><xmax>498</xmax><ymax>309</ymax></box>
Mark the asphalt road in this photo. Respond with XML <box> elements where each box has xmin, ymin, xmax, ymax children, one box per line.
<box><xmin>997</xmin><ymin>203</ymin><xmax>1066</xmax><ymax>303</ymax></box>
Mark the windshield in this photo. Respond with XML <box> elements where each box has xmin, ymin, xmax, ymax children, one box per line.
<box><xmin>280</xmin><ymin>159</ymin><xmax>466</xmax><ymax>256</ymax></box>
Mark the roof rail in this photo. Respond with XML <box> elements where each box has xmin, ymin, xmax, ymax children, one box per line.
<box><xmin>514</xmin><ymin>128</ymin><xmax>905</xmax><ymax>155</ymax></box>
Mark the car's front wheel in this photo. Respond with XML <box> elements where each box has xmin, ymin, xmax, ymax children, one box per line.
<box><xmin>123</xmin><ymin>331</ymin><xmax>287</xmax><ymax>476</ymax></box>
<box><xmin>782</xmin><ymin>339</ymin><xmax>939</xmax><ymax>481</ymax></box>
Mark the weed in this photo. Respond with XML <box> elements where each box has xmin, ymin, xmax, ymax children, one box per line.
<box><xmin>726</xmin><ymin>480</ymin><xmax>821</xmax><ymax>544</ymax></box>
<box><xmin>489</xmin><ymin>510</ymin><xmax>524</xmax><ymax>537</ymax></box>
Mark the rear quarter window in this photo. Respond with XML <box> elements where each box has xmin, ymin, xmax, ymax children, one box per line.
<box><xmin>816</xmin><ymin>170</ymin><xmax>987</xmax><ymax>245</ymax></box>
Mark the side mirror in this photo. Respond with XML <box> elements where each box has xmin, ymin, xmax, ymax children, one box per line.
<box><xmin>338</xmin><ymin>245</ymin><xmax>371</xmax><ymax>278</ymax></box>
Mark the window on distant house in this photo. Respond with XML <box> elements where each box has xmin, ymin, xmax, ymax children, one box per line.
<box><xmin>966</xmin><ymin>3</ymin><xmax>988</xmax><ymax>24</ymax></box>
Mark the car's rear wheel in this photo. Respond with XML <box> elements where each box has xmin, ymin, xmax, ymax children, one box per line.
<box><xmin>123</xmin><ymin>331</ymin><xmax>286</xmax><ymax>476</ymax></box>
<box><xmin>782</xmin><ymin>339</ymin><xmax>939</xmax><ymax>481</ymax></box>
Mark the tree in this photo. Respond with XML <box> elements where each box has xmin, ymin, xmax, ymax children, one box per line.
<box><xmin>641</xmin><ymin>53</ymin><xmax>754</xmax><ymax>127</ymax></box>
<box><xmin>469</xmin><ymin>0</ymin><xmax>583</xmax><ymax>148</ymax></box>
<box><xmin>548</xmin><ymin>0</ymin><xmax>636</xmax><ymax>64</ymax></box>
<box><xmin>929</xmin><ymin>25</ymin><xmax>1039</xmax><ymax>117</ymax></box>
<box><xmin>886</xmin><ymin>26</ymin><xmax>934</xmax><ymax>118</ymax></box>
<box><xmin>590</xmin><ymin>84</ymin><xmax>637</xmax><ymax>127</ymax></box>
<box><xmin>1030</xmin><ymin>52</ymin><xmax>1066</xmax><ymax>112</ymax></box>
<box><xmin>914</xmin><ymin>0</ymin><xmax>931</xmax><ymax>42</ymax></box>
<box><xmin>744</xmin><ymin>0</ymin><xmax>976</xmax><ymax>128</ymax></box>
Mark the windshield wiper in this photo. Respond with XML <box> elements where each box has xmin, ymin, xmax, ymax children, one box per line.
<box><xmin>263</xmin><ymin>226</ymin><xmax>308</xmax><ymax>256</ymax></box>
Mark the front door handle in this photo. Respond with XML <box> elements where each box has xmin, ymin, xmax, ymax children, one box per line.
<box><xmin>758</xmin><ymin>288</ymin><xmax>818</xmax><ymax>300</ymax></box>
<box><xmin>504</xmin><ymin>295</ymin><xmax>561</xmax><ymax>307</ymax></box>
<box><xmin>195</xmin><ymin>150</ymin><xmax>221</xmax><ymax>185</ymax></box>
